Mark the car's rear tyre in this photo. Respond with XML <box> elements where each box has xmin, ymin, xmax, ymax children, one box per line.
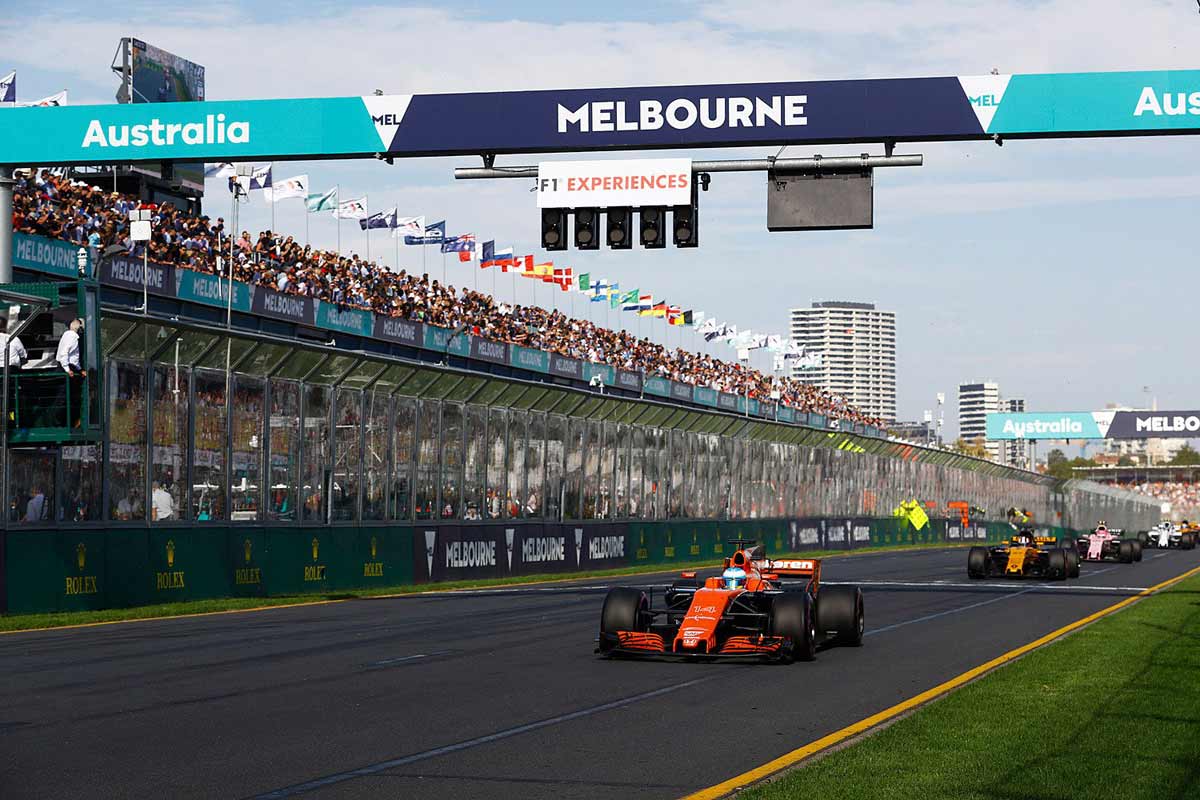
<box><xmin>1118</xmin><ymin>541</ymin><xmax>1134</xmax><ymax>564</ymax></box>
<box><xmin>1185</xmin><ymin>534</ymin><xmax>1196</xmax><ymax>551</ymax></box>
<box><xmin>1064</xmin><ymin>547</ymin><xmax>1081</xmax><ymax>579</ymax></box>
<box><xmin>1060</xmin><ymin>537</ymin><xmax>1076</xmax><ymax>551</ymax></box>
<box><xmin>817</xmin><ymin>585</ymin><xmax>864</xmax><ymax>647</ymax></box>
<box><xmin>1131</xmin><ymin>540</ymin><xmax>1143</xmax><ymax>562</ymax></box>
<box><xmin>771</xmin><ymin>592</ymin><xmax>815</xmax><ymax>663</ymax></box>
<box><xmin>967</xmin><ymin>546</ymin><xmax>989</xmax><ymax>579</ymax></box>
<box><xmin>1046</xmin><ymin>548</ymin><xmax>1067</xmax><ymax>580</ymax></box>
<box><xmin>600</xmin><ymin>588</ymin><xmax>648</xmax><ymax>637</ymax></box>
<box><xmin>1137</xmin><ymin>531</ymin><xmax>1149</xmax><ymax>546</ymax></box>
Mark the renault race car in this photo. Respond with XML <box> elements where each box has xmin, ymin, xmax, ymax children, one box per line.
<box><xmin>1138</xmin><ymin>522</ymin><xmax>1197</xmax><ymax>550</ymax></box>
<box><xmin>1065</xmin><ymin>523</ymin><xmax>1141</xmax><ymax>563</ymax></box>
<box><xmin>596</xmin><ymin>540</ymin><xmax>864</xmax><ymax>663</ymax></box>
<box><xmin>967</xmin><ymin>528</ymin><xmax>1080</xmax><ymax>580</ymax></box>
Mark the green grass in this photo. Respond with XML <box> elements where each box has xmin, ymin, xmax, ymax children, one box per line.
<box><xmin>742</xmin><ymin>572</ymin><xmax>1200</xmax><ymax>800</ymax></box>
<box><xmin>0</xmin><ymin>542</ymin><xmax>956</xmax><ymax>633</ymax></box>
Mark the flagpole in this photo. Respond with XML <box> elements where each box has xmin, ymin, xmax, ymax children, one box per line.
<box><xmin>269</xmin><ymin>162</ymin><xmax>276</xmax><ymax>236</ymax></box>
<box><xmin>365</xmin><ymin>193</ymin><xmax>370</xmax><ymax>263</ymax></box>
<box><xmin>304</xmin><ymin>201</ymin><xmax>310</xmax><ymax>248</ymax></box>
<box><xmin>336</xmin><ymin>184</ymin><xmax>341</xmax><ymax>257</ymax></box>
<box><xmin>394</xmin><ymin>227</ymin><xmax>399</xmax><ymax>274</ymax></box>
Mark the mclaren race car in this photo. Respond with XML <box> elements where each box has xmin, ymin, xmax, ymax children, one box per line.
<box><xmin>596</xmin><ymin>540</ymin><xmax>864</xmax><ymax>663</ymax></box>
<box><xmin>1138</xmin><ymin>522</ymin><xmax>1197</xmax><ymax>550</ymax></box>
<box><xmin>967</xmin><ymin>529</ymin><xmax>1080</xmax><ymax>580</ymax></box>
<box><xmin>1064</xmin><ymin>523</ymin><xmax>1142</xmax><ymax>563</ymax></box>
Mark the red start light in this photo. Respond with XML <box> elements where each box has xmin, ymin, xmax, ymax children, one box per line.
<box><xmin>680</xmin><ymin>571</ymin><xmax>697</xmax><ymax>579</ymax></box>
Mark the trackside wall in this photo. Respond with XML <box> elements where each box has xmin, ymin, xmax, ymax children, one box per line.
<box><xmin>4</xmin><ymin>517</ymin><xmax>1116</xmax><ymax>614</ymax></box>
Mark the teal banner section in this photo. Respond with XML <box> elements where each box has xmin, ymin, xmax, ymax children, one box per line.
<box><xmin>316</xmin><ymin>301</ymin><xmax>373</xmax><ymax>337</ymax></box>
<box><xmin>509</xmin><ymin>344</ymin><xmax>550</xmax><ymax>373</ymax></box>
<box><xmin>176</xmin><ymin>270</ymin><xmax>253</xmax><ymax>313</ymax></box>
<box><xmin>644</xmin><ymin>376</ymin><xmax>671</xmax><ymax>398</ymax></box>
<box><xmin>693</xmin><ymin>386</ymin><xmax>718</xmax><ymax>408</ymax></box>
<box><xmin>423</xmin><ymin>325</ymin><xmax>472</xmax><ymax>357</ymax></box>
<box><xmin>985</xmin><ymin>411</ymin><xmax>1103</xmax><ymax>440</ymax></box>
<box><xmin>12</xmin><ymin>232</ymin><xmax>85</xmax><ymax>278</ymax></box>
<box><xmin>0</xmin><ymin>96</ymin><xmax>382</xmax><ymax>165</ymax></box>
<box><xmin>583</xmin><ymin>363</ymin><xmax>615</xmax><ymax>386</ymax></box>
<box><xmin>993</xmin><ymin>70</ymin><xmax>1200</xmax><ymax>135</ymax></box>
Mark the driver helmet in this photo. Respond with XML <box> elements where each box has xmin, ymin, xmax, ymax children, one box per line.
<box><xmin>722</xmin><ymin>566</ymin><xmax>747</xmax><ymax>590</ymax></box>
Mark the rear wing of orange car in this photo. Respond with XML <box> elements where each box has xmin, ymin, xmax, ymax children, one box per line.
<box><xmin>764</xmin><ymin>558</ymin><xmax>822</xmax><ymax>590</ymax></box>
<box><xmin>1034</xmin><ymin>536</ymin><xmax>1060</xmax><ymax>545</ymax></box>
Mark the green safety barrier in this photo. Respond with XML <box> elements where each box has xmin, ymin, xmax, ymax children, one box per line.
<box><xmin>4</xmin><ymin>524</ymin><xmax>416</xmax><ymax>614</ymax></box>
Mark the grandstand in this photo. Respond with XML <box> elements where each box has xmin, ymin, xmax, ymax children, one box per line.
<box><xmin>1072</xmin><ymin>465</ymin><xmax>1200</xmax><ymax>521</ymax></box>
<box><xmin>11</xmin><ymin>168</ymin><xmax>880</xmax><ymax>427</ymax></box>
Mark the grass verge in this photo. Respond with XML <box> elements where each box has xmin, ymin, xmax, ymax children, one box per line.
<box><xmin>0</xmin><ymin>542</ymin><xmax>958</xmax><ymax>633</ymax></box>
<box><xmin>740</xmin><ymin>571</ymin><xmax>1200</xmax><ymax>800</ymax></box>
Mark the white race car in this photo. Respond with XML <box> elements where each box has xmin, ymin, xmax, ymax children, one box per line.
<box><xmin>1138</xmin><ymin>523</ymin><xmax>1196</xmax><ymax>550</ymax></box>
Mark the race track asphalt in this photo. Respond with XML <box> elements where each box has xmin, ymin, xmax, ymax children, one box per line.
<box><xmin>2</xmin><ymin>544</ymin><xmax>1198</xmax><ymax>800</ymax></box>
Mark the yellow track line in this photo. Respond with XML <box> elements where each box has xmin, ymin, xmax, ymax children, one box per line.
<box><xmin>0</xmin><ymin>543</ymin><xmax>968</xmax><ymax>636</ymax></box>
<box><xmin>680</xmin><ymin>562</ymin><xmax>1200</xmax><ymax>800</ymax></box>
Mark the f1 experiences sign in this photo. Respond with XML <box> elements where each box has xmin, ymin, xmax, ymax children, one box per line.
<box><xmin>536</xmin><ymin>158</ymin><xmax>692</xmax><ymax>208</ymax></box>
<box><xmin>987</xmin><ymin>410</ymin><xmax>1200</xmax><ymax>440</ymax></box>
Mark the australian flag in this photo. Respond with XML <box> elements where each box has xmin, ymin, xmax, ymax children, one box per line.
<box><xmin>440</xmin><ymin>233</ymin><xmax>476</xmax><ymax>253</ymax></box>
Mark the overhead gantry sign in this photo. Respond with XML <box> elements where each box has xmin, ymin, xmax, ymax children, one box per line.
<box><xmin>3</xmin><ymin>70</ymin><xmax>1200</xmax><ymax>166</ymax></box>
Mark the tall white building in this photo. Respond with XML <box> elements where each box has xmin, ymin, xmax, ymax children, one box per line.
<box><xmin>958</xmin><ymin>381</ymin><xmax>1001</xmax><ymax>461</ymax></box>
<box><xmin>1003</xmin><ymin>398</ymin><xmax>1030</xmax><ymax>468</ymax></box>
<box><xmin>789</xmin><ymin>301</ymin><xmax>896</xmax><ymax>422</ymax></box>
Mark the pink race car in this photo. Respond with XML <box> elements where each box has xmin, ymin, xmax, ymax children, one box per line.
<box><xmin>1067</xmin><ymin>524</ymin><xmax>1141</xmax><ymax>564</ymax></box>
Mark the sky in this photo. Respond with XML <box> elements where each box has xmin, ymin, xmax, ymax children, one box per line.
<box><xmin>3</xmin><ymin>0</ymin><xmax>1200</xmax><ymax>437</ymax></box>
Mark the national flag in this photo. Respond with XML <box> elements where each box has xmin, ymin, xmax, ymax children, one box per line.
<box><xmin>481</xmin><ymin>241</ymin><xmax>516</xmax><ymax>269</ymax></box>
<box><xmin>441</xmin><ymin>233</ymin><xmax>476</xmax><ymax>253</ymax></box>
<box><xmin>577</xmin><ymin>273</ymin><xmax>590</xmax><ymax>292</ymax></box>
<box><xmin>204</xmin><ymin>163</ymin><xmax>235</xmax><ymax>179</ymax></box>
<box><xmin>390</xmin><ymin>216</ymin><xmax>425</xmax><ymax>238</ymax></box>
<box><xmin>667</xmin><ymin>305</ymin><xmax>683</xmax><ymax>324</ymax></box>
<box><xmin>306</xmin><ymin>187</ymin><xmax>338</xmax><ymax>213</ymax></box>
<box><xmin>249</xmin><ymin>164</ymin><xmax>272</xmax><ymax>190</ymax></box>
<box><xmin>360</xmin><ymin>207</ymin><xmax>398</xmax><ymax>230</ymax></box>
<box><xmin>0</xmin><ymin>71</ymin><xmax>15</xmax><ymax>104</ymax></box>
<box><xmin>20</xmin><ymin>90</ymin><xmax>66</xmax><ymax>107</ymax></box>
<box><xmin>610</xmin><ymin>290</ymin><xmax>622</xmax><ymax>310</ymax></box>
<box><xmin>589</xmin><ymin>278</ymin><xmax>610</xmax><ymax>301</ymax></box>
<box><xmin>334</xmin><ymin>196</ymin><xmax>368</xmax><ymax>218</ymax></box>
<box><xmin>404</xmin><ymin>220</ymin><xmax>445</xmax><ymax>245</ymax></box>
<box><xmin>642</xmin><ymin>301</ymin><xmax>668</xmax><ymax>318</ymax></box>
<box><xmin>636</xmin><ymin>293</ymin><xmax>654</xmax><ymax>310</ymax></box>
<box><xmin>521</xmin><ymin>260</ymin><xmax>553</xmax><ymax>278</ymax></box>
<box><xmin>263</xmin><ymin>174</ymin><xmax>309</xmax><ymax>203</ymax></box>
<box><xmin>552</xmin><ymin>267</ymin><xmax>574</xmax><ymax>291</ymax></box>
<box><xmin>681</xmin><ymin>310</ymin><xmax>694</xmax><ymax>326</ymax></box>
<box><xmin>619</xmin><ymin>289</ymin><xmax>641</xmax><ymax>311</ymax></box>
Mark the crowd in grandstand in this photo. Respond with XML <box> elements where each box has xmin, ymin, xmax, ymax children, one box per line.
<box><xmin>11</xmin><ymin>169</ymin><xmax>881</xmax><ymax>426</ymax></box>
<box><xmin>1118</xmin><ymin>480</ymin><xmax>1200</xmax><ymax>517</ymax></box>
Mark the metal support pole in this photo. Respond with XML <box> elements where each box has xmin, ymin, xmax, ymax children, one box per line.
<box><xmin>454</xmin><ymin>154</ymin><xmax>924</xmax><ymax>180</ymax></box>
<box><xmin>0</xmin><ymin>166</ymin><xmax>14</xmax><ymax>284</ymax></box>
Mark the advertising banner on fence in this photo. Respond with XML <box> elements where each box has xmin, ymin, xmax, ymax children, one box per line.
<box><xmin>11</xmin><ymin>232</ymin><xmax>85</xmax><ymax>278</ymax></box>
<box><xmin>536</xmin><ymin>158</ymin><xmax>692</xmax><ymax>208</ymax></box>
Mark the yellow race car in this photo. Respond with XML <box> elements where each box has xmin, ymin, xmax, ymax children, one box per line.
<box><xmin>967</xmin><ymin>529</ymin><xmax>1080</xmax><ymax>580</ymax></box>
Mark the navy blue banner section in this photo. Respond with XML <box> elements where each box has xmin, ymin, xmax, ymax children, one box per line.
<box><xmin>390</xmin><ymin>77</ymin><xmax>983</xmax><ymax>154</ymax></box>
<box><xmin>373</xmin><ymin>316</ymin><xmax>423</xmax><ymax>347</ymax></box>
<box><xmin>252</xmin><ymin>288</ymin><xmax>315</xmax><ymax>325</ymax></box>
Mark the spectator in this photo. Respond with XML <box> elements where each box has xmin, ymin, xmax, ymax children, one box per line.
<box><xmin>24</xmin><ymin>484</ymin><xmax>45</xmax><ymax>523</ymax></box>
<box><xmin>11</xmin><ymin>169</ymin><xmax>883</xmax><ymax>427</ymax></box>
<box><xmin>152</xmin><ymin>480</ymin><xmax>175</xmax><ymax>522</ymax></box>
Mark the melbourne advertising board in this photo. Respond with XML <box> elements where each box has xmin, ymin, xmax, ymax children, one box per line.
<box><xmin>7</xmin><ymin>70</ymin><xmax>1200</xmax><ymax>165</ymax></box>
<box><xmin>987</xmin><ymin>410</ymin><xmax>1200</xmax><ymax>440</ymax></box>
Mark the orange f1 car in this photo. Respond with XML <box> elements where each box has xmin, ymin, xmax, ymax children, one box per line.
<box><xmin>596</xmin><ymin>539</ymin><xmax>864</xmax><ymax>663</ymax></box>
